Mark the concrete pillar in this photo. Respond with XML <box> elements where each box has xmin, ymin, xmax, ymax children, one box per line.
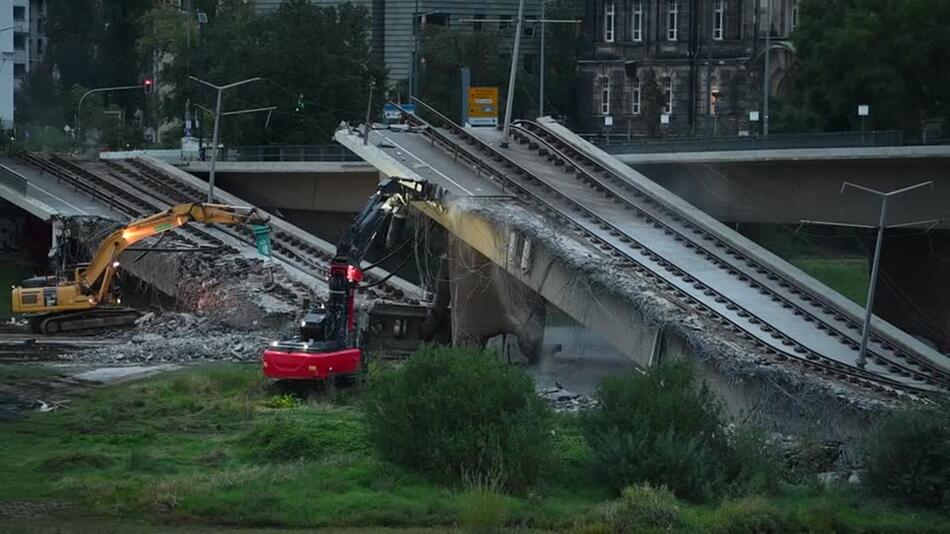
<box><xmin>875</xmin><ymin>229</ymin><xmax>950</xmax><ymax>353</ymax></box>
<box><xmin>448</xmin><ymin>235</ymin><xmax>546</xmax><ymax>361</ymax></box>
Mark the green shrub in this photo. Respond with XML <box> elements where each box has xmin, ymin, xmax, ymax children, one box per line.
<box><xmin>362</xmin><ymin>345</ymin><xmax>554</xmax><ymax>489</ymax></box>
<box><xmin>581</xmin><ymin>360</ymin><xmax>780</xmax><ymax>502</ymax></box>
<box><xmin>707</xmin><ymin>496</ymin><xmax>795</xmax><ymax>534</ymax></box>
<box><xmin>266</xmin><ymin>393</ymin><xmax>299</xmax><ymax>409</ymax></box>
<box><xmin>245</xmin><ymin>414</ymin><xmax>366</xmax><ymax>462</ymax></box>
<box><xmin>589</xmin><ymin>484</ymin><xmax>683</xmax><ymax>533</ymax></box>
<box><xmin>862</xmin><ymin>406</ymin><xmax>950</xmax><ymax>509</ymax></box>
<box><xmin>457</xmin><ymin>488</ymin><xmax>510</xmax><ymax>532</ymax></box>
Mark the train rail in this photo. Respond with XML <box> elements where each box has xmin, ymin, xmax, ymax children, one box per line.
<box><xmin>396</xmin><ymin>99</ymin><xmax>949</xmax><ymax>395</ymax></box>
<box><xmin>99</xmin><ymin>158</ymin><xmax>409</xmax><ymax>302</ymax></box>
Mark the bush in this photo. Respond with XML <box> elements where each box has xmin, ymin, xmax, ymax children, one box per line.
<box><xmin>362</xmin><ymin>345</ymin><xmax>554</xmax><ymax>489</ymax></box>
<box><xmin>581</xmin><ymin>360</ymin><xmax>780</xmax><ymax>502</ymax></box>
<box><xmin>245</xmin><ymin>414</ymin><xmax>366</xmax><ymax>462</ymax></box>
<box><xmin>587</xmin><ymin>484</ymin><xmax>683</xmax><ymax>533</ymax></box>
<box><xmin>862</xmin><ymin>406</ymin><xmax>950</xmax><ymax>509</ymax></box>
<box><xmin>457</xmin><ymin>488</ymin><xmax>510</xmax><ymax>532</ymax></box>
<box><xmin>707</xmin><ymin>496</ymin><xmax>795</xmax><ymax>534</ymax></box>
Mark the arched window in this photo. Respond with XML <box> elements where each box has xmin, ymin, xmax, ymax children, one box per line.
<box><xmin>600</xmin><ymin>77</ymin><xmax>611</xmax><ymax>115</ymax></box>
<box><xmin>663</xmin><ymin>77</ymin><xmax>674</xmax><ymax>114</ymax></box>
<box><xmin>631</xmin><ymin>78</ymin><xmax>641</xmax><ymax>115</ymax></box>
<box><xmin>631</xmin><ymin>0</ymin><xmax>644</xmax><ymax>42</ymax></box>
<box><xmin>713</xmin><ymin>0</ymin><xmax>725</xmax><ymax>40</ymax></box>
<box><xmin>667</xmin><ymin>0</ymin><xmax>678</xmax><ymax>41</ymax></box>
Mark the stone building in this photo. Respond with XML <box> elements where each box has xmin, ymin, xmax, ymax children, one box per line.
<box><xmin>577</xmin><ymin>0</ymin><xmax>797</xmax><ymax>137</ymax></box>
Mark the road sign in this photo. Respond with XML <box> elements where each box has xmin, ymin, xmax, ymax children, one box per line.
<box><xmin>858</xmin><ymin>104</ymin><xmax>870</xmax><ymax>117</ymax></box>
<box><xmin>468</xmin><ymin>87</ymin><xmax>499</xmax><ymax>127</ymax></box>
<box><xmin>383</xmin><ymin>103</ymin><xmax>416</xmax><ymax>121</ymax></box>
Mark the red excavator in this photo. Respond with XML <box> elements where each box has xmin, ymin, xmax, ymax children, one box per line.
<box><xmin>261</xmin><ymin>178</ymin><xmax>443</xmax><ymax>380</ymax></box>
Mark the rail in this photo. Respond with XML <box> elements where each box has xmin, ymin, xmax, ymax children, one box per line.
<box><xmin>394</xmin><ymin>98</ymin><xmax>947</xmax><ymax>394</ymax></box>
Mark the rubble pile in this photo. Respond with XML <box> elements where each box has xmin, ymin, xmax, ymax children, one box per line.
<box><xmin>538</xmin><ymin>385</ymin><xmax>597</xmax><ymax>412</ymax></box>
<box><xmin>67</xmin><ymin>312</ymin><xmax>283</xmax><ymax>364</ymax></box>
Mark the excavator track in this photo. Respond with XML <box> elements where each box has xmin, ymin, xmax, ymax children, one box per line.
<box><xmin>29</xmin><ymin>308</ymin><xmax>143</xmax><ymax>335</ymax></box>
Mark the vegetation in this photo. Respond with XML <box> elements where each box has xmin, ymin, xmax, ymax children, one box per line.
<box><xmin>862</xmin><ymin>405</ymin><xmax>950</xmax><ymax>509</ymax></box>
<box><xmin>1</xmin><ymin>361</ymin><xmax>948</xmax><ymax>531</ymax></box>
<box><xmin>362</xmin><ymin>345</ymin><xmax>554</xmax><ymax>490</ymax></box>
<box><xmin>792</xmin><ymin>0</ymin><xmax>950</xmax><ymax>136</ymax></box>
<box><xmin>581</xmin><ymin>360</ymin><xmax>780</xmax><ymax>502</ymax></box>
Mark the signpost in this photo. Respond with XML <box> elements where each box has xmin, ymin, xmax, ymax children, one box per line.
<box><xmin>468</xmin><ymin>87</ymin><xmax>500</xmax><ymax>127</ymax></box>
<box><xmin>383</xmin><ymin>103</ymin><xmax>416</xmax><ymax>121</ymax></box>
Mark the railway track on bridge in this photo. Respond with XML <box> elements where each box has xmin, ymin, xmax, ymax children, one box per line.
<box><xmin>398</xmin><ymin>100</ymin><xmax>950</xmax><ymax>396</ymax></box>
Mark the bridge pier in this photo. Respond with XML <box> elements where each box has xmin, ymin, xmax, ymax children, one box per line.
<box><xmin>877</xmin><ymin>229</ymin><xmax>950</xmax><ymax>354</ymax></box>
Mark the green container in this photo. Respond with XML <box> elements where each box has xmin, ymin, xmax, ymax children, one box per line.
<box><xmin>252</xmin><ymin>225</ymin><xmax>272</xmax><ymax>257</ymax></box>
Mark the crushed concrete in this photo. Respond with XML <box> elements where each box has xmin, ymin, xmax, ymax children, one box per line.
<box><xmin>455</xmin><ymin>195</ymin><xmax>914</xmax><ymax>438</ymax></box>
<box><xmin>66</xmin><ymin>312</ymin><xmax>285</xmax><ymax>365</ymax></box>
<box><xmin>72</xmin><ymin>364</ymin><xmax>180</xmax><ymax>383</ymax></box>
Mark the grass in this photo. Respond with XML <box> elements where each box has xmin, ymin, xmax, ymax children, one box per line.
<box><xmin>0</xmin><ymin>364</ymin><xmax>64</xmax><ymax>383</ymax></box>
<box><xmin>792</xmin><ymin>258</ymin><xmax>869</xmax><ymax>306</ymax></box>
<box><xmin>0</xmin><ymin>364</ymin><xmax>947</xmax><ymax>531</ymax></box>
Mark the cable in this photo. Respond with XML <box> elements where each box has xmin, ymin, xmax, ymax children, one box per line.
<box><xmin>357</xmin><ymin>253</ymin><xmax>413</xmax><ymax>290</ymax></box>
<box><xmin>363</xmin><ymin>236</ymin><xmax>412</xmax><ymax>271</ymax></box>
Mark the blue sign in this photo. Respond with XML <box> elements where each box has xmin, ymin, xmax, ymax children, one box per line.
<box><xmin>383</xmin><ymin>103</ymin><xmax>416</xmax><ymax>121</ymax></box>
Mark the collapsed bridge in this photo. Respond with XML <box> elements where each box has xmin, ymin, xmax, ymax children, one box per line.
<box><xmin>336</xmin><ymin>100</ymin><xmax>950</xmax><ymax>435</ymax></box>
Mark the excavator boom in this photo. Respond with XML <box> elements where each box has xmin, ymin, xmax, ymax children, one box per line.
<box><xmin>12</xmin><ymin>203</ymin><xmax>269</xmax><ymax>334</ymax></box>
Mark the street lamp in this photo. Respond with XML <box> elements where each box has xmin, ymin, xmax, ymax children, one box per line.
<box><xmin>74</xmin><ymin>84</ymin><xmax>147</xmax><ymax>144</ymax></box>
<box><xmin>188</xmin><ymin>76</ymin><xmax>262</xmax><ymax>202</ymax></box>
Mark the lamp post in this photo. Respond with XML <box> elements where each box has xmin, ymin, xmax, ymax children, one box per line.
<box><xmin>762</xmin><ymin>0</ymin><xmax>773</xmax><ymax>138</ymax></box>
<box><xmin>801</xmin><ymin>181</ymin><xmax>936</xmax><ymax>370</ymax></box>
<box><xmin>74</xmin><ymin>84</ymin><xmax>147</xmax><ymax>145</ymax></box>
<box><xmin>189</xmin><ymin>76</ymin><xmax>262</xmax><ymax>202</ymax></box>
<box><xmin>500</xmin><ymin>0</ymin><xmax>526</xmax><ymax>148</ymax></box>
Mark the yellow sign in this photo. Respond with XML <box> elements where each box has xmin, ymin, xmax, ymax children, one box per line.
<box><xmin>468</xmin><ymin>87</ymin><xmax>499</xmax><ymax>126</ymax></box>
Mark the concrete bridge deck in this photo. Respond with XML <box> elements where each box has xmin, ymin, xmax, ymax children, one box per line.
<box><xmin>336</xmin><ymin>113</ymin><xmax>950</xmax><ymax>426</ymax></box>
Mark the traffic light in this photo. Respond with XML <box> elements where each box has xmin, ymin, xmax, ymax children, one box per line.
<box><xmin>143</xmin><ymin>79</ymin><xmax>153</xmax><ymax>95</ymax></box>
<box><xmin>295</xmin><ymin>94</ymin><xmax>305</xmax><ymax>112</ymax></box>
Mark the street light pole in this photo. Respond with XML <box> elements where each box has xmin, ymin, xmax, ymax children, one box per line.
<box><xmin>842</xmin><ymin>181</ymin><xmax>934</xmax><ymax>369</ymax></box>
<box><xmin>74</xmin><ymin>84</ymin><xmax>146</xmax><ymax>145</ymax></box>
<box><xmin>501</xmin><ymin>0</ymin><xmax>526</xmax><ymax>148</ymax></box>
<box><xmin>189</xmin><ymin>76</ymin><xmax>262</xmax><ymax>203</ymax></box>
<box><xmin>762</xmin><ymin>0</ymin><xmax>772</xmax><ymax>138</ymax></box>
<box><xmin>539</xmin><ymin>0</ymin><xmax>546</xmax><ymax>117</ymax></box>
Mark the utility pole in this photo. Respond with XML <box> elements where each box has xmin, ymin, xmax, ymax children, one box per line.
<box><xmin>801</xmin><ymin>181</ymin><xmax>935</xmax><ymax>369</ymax></box>
<box><xmin>189</xmin><ymin>76</ymin><xmax>262</xmax><ymax>202</ymax></box>
<box><xmin>539</xmin><ymin>0</ymin><xmax>546</xmax><ymax>117</ymax></box>
<box><xmin>364</xmin><ymin>81</ymin><xmax>376</xmax><ymax>145</ymax></box>
<box><xmin>501</xmin><ymin>0</ymin><xmax>526</xmax><ymax>148</ymax></box>
<box><xmin>762</xmin><ymin>0</ymin><xmax>772</xmax><ymax>138</ymax></box>
<box><xmin>410</xmin><ymin>0</ymin><xmax>420</xmax><ymax>99</ymax></box>
<box><xmin>705</xmin><ymin>1</ymin><xmax>713</xmax><ymax>138</ymax></box>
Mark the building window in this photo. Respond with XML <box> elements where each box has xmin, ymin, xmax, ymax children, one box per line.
<box><xmin>499</xmin><ymin>14</ymin><xmax>512</xmax><ymax>30</ymax></box>
<box><xmin>600</xmin><ymin>77</ymin><xmax>611</xmax><ymax>115</ymax></box>
<box><xmin>631</xmin><ymin>79</ymin><xmax>641</xmax><ymax>114</ymax></box>
<box><xmin>13</xmin><ymin>6</ymin><xmax>25</xmax><ymax>20</ymax></box>
<box><xmin>663</xmin><ymin>77</ymin><xmax>673</xmax><ymax>114</ymax></box>
<box><xmin>35</xmin><ymin>38</ymin><xmax>43</xmax><ymax>55</ymax></box>
<box><xmin>13</xmin><ymin>63</ymin><xmax>25</xmax><ymax>78</ymax></box>
<box><xmin>631</xmin><ymin>0</ymin><xmax>643</xmax><ymax>42</ymax></box>
<box><xmin>709</xmin><ymin>78</ymin><xmax>719</xmax><ymax>114</ymax></box>
<box><xmin>791</xmin><ymin>0</ymin><xmax>799</xmax><ymax>31</ymax></box>
<box><xmin>13</xmin><ymin>34</ymin><xmax>25</xmax><ymax>50</ymax></box>
<box><xmin>713</xmin><ymin>0</ymin><xmax>725</xmax><ymax>40</ymax></box>
<box><xmin>604</xmin><ymin>1</ymin><xmax>615</xmax><ymax>43</ymax></box>
<box><xmin>667</xmin><ymin>0</ymin><xmax>678</xmax><ymax>41</ymax></box>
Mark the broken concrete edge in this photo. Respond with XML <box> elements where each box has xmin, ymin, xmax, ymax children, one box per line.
<box><xmin>177</xmin><ymin>161</ymin><xmax>378</xmax><ymax>174</ymax></box>
<box><xmin>458</xmin><ymin>196</ymin><xmax>917</xmax><ymax>426</ymax></box>
<box><xmin>133</xmin><ymin>154</ymin><xmax>425</xmax><ymax>301</ymax></box>
<box><xmin>0</xmin><ymin>166</ymin><xmax>62</xmax><ymax>221</ymax></box>
<box><xmin>538</xmin><ymin>117</ymin><xmax>950</xmax><ymax>372</ymax></box>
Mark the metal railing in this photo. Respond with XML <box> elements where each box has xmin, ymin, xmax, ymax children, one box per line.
<box><xmin>220</xmin><ymin>144</ymin><xmax>362</xmax><ymax>162</ymax></box>
<box><xmin>585</xmin><ymin>130</ymin><xmax>914</xmax><ymax>154</ymax></box>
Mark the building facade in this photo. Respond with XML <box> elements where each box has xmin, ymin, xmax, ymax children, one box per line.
<box><xmin>578</xmin><ymin>0</ymin><xmax>797</xmax><ymax>137</ymax></box>
<box><xmin>254</xmin><ymin>0</ymin><xmax>542</xmax><ymax>90</ymax></box>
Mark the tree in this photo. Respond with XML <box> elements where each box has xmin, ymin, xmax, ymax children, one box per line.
<box><xmin>149</xmin><ymin>0</ymin><xmax>384</xmax><ymax>146</ymax></box>
<box><xmin>639</xmin><ymin>69</ymin><xmax>665</xmax><ymax>137</ymax></box>
<box><xmin>793</xmin><ymin>0</ymin><xmax>950</xmax><ymax>135</ymax></box>
<box><xmin>541</xmin><ymin>0</ymin><xmax>586</xmax><ymax>122</ymax></box>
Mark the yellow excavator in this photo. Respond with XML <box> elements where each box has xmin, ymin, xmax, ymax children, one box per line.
<box><xmin>12</xmin><ymin>203</ymin><xmax>268</xmax><ymax>334</ymax></box>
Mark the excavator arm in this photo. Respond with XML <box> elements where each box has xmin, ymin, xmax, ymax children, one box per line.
<box><xmin>80</xmin><ymin>203</ymin><xmax>268</xmax><ymax>304</ymax></box>
<box><xmin>262</xmin><ymin>178</ymin><xmax>444</xmax><ymax>380</ymax></box>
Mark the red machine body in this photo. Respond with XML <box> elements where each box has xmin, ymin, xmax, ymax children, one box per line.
<box><xmin>260</xmin><ymin>178</ymin><xmax>441</xmax><ymax>381</ymax></box>
<box><xmin>262</xmin><ymin>347</ymin><xmax>362</xmax><ymax>379</ymax></box>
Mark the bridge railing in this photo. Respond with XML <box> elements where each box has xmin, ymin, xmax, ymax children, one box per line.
<box><xmin>220</xmin><ymin>144</ymin><xmax>362</xmax><ymax>162</ymax></box>
<box><xmin>583</xmin><ymin>130</ymin><xmax>915</xmax><ymax>153</ymax></box>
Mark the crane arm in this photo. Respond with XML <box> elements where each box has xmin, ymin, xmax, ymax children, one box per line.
<box><xmin>80</xmin><ymin>203</ymin><xmax>268</xmax><ymax>300</ymax></box>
